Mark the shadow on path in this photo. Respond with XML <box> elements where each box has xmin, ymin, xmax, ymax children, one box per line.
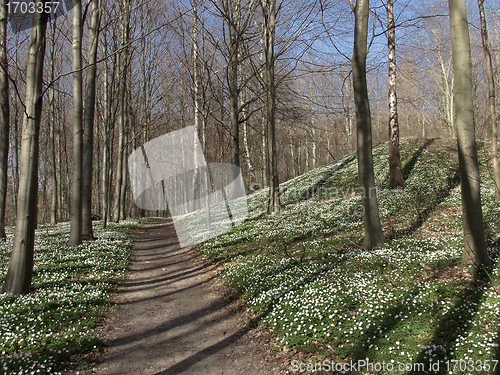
<box><xmin>92</xmin><ymin>220</ymin><xmax>281</xmax><ymax>375</ymax></box>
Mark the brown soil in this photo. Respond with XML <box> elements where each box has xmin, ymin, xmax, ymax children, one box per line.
<box><xmin>85</xmin><ymin>219</ymin><xmax>290</xmax><ymax>375</ymax></box>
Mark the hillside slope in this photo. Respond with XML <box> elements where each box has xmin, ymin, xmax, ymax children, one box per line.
<box><xmin>197</xmin><ymin>138</ymin><xmax>500</xmax><ymax>373</ymax></box>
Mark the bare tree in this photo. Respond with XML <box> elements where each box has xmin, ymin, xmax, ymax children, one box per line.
<box><xmin>477</xmin><ymin>0</ymin><xmax>500</xmax><ymax>201</ymax></box>
<box><xmin>47</xmin><ymin>19</ymin><xmax>58</xmax><ymax>225</ymax></box>
<box><xmin>69</xmin><ymin>0</ymin><xmax>84</xmax><ymax>246</ymax></box>
<box><xmin>1</xmin><ymin>2</ymin><xmax>49</xmax><ymax>294</ymax></box>
<box><xmin>262</xmin><ymin>0</ymin><xmax>280</xmax><ymax>213</ymax></box>
<box><xmin>387</xmin><ymin>0</ymin><xmax>403</xmax><ymax>188</ymax></box>
<box><xmin>448</xmin><ymin>0</ymin><xmax>491</xmax><ymax>267</ymax></box>
<box><xmin>0</xmin><ymin>0</ymin><xmax>9</xmax><ymax>239</ymax></box>
<box><xmin>113</xmin><ymin>0</ymin><xmax>131</xmax><ymax>223</ymax></box>
<box><xmin>82</xmin><ymin>0</ymin><xmax>101</xmax><ymax>240</ymax></box>
<box><xmin>352</xmin><ymin>0</ymin><xmax>385</xmax><ymax>248</ymax></box>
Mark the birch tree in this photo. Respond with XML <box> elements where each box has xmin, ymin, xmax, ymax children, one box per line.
<box><xmin>387</xmin><ymin>0</ymin><xmax>403</xmax><ymax>188</ymax></box>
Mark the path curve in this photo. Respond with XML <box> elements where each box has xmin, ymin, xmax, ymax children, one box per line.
<box><xmin>91</xmin><ymin>220</ymin><xmax>285</xmax><ymax>375</ymax></box>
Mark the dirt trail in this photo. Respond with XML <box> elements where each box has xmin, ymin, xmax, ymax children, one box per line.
<box><xmin>91</xmin><ymin>220</ymin><xmax>286</xmax><ymax>375</ymax></box>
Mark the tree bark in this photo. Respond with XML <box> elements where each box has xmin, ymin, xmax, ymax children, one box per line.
<box><xmin>101</xmin><ymin>41</ymin><xmax>110</xmax><ymax>228</ymax></box>
<box><xmin>477</xmin><ymin>0</ymin><xmax>500</xmax><ymax>202</ymax></box>
<box><xmin>82</xmin><ymin>0</ymin><xmax>101</xmax><ymax>240</ymax></box>
<box><xmin>48</xmin><ymin>20</ymin><xmax>58</xmax><ymax>225</ymax></box>
<box><xmin>226</xmin><ymin>0</ymin><xmax>240</xmax><ymax>169</ymax></box>
<box><xmin>113</xmin><ymin>0</ymin><xmax>131</xmax><ymax>223</ymax></box>
<box><xmin>1</xmin><ymin>2</ymin><xmax>49</xmax><ymax>295</ymax></box>
<box><xmin>69</xmin><ymin>0</ymin><xmax>84</xmax><ymax>246</ymax></box>
<box><xmin>0</xmin><ymin>0</ymin><xmax>10</xmax><ymax>239</ymax></box>
<box><xmin>448</xmin><ymin>0</ymin><xmax>492</xmax><ymax>267</ymax></box>
<box><xmin>352</xmin><ymin>0</ymin><xmax>385</xmax><ymax>248</ymax></box>
<box><xmin>262</xmin><ymin>0</ymin><xmax>280</xmax><ymax>213</ymax></box>
<box><xmin>387</xmin><ymin>0</ymin><xmax>404</xmax><ymax>188</ymax></box>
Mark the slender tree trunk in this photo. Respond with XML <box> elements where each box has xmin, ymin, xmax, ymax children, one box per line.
<box><xmin>259</xmin><ymin>24</ymin><xmax>268</xmax><ymax>187</ymax></box>
<box><xmin>261</xmin><ymin>108</ymin><xmax>268</xmax><ymax>186</ymax></box>
<box><xmin>477</xmin><ymin>0</ymin><xmax>500</xmax><ymax>201</ymax></box>
<box><xmin>262</xmin><ymin>0</ymin><xmax>280</xmax><ymax>213</ymax></box>
<box><xmin>0</xmin><ymin>0</ymin><xmax>10</xmax><ymax>239</ymax></box>
<box><xmin>192</xmin><ymin>0</ymin><xmax>201</xmax><ymax>211</ymax></box>
<box><xmin>309</xmin><ymin>79</ymin><xmax>317</xmax><ymax>170</ymax></box>
<box><xmin>119</xmin><ymin>132</ymin><xmax>128</xmax><ymax>220</ymax></box>
<box><xmin>56</xmin><ymin>104</ymin><xmax>62</xmax><ymax>220</ymax></box>
<box><xmin>352</xmin><ymin>0</ymin><xmax>385</xmax><ymax>248</ymax></box>
<box><xmin>387</xmin><ymin>0</ymin><xmax>404</xmax><ymax>188</ymax></box>
<box><xmin>119</xmin><ymin>95</ymin><xmax>129</xmax><ymax>221</ymax></box>
<box><xmin>1</xmin><ymin>3</ymin><xmax>48</xmax><ymax>295</ymax></box>
<box><xmin>11</xmin><ymin>108</ymin><xmax>19</xmax><ymax>214</ymax></box>
<box><xmin>227</xmin><ymin>0</ymin><xmax>240</xmax><ymax>169</ymax></box>
<box><xmin>289</xmin><ymin>129</ymin><xmax>296</xmax><ymax>177</ymax></box>
<box><xmin>69</xmin><ymin>0</ymin><xmax>84</xmax><ymax>246</ymax></box>
<box><xmin>113</xmin><ymin>0</ymin><xmax>131</xmax><ymax>223</ymax></box>
<box><xmin>102</xmin><ymin>44</ymin><xmax>109</xmax><ymax>228</ymax></box>
<box><xmin>448</xmin><ymin>0</ymin><xmax>491</xmax><ymax>267</ymax></box>
<box><xmin>82</xmin><ymin>0</ymin><xmax>101</xmax><ymax>240</ymax></box>
<box><xmin>48</xmin><ymin>20</ymin><xmax>58</xmax><ymax>225</ymax></box>
<box><xmin>242</xmin><ymin>114</ymin><xmax>255</xmax><ymax>188</ymax></box>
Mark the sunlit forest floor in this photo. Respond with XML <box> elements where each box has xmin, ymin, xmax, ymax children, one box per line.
<box><xmin>196</xmin><ymin>138</ymin><xmax>500</xmax><ymax>374</ymax></box>
<box><xmin>0</xmin><ymin>137</ymin><xmax>499</xmax><ymax>374</ymax></box>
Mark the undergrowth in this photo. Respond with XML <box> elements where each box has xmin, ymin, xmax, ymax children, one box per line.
<box><xmin>197</xmin><ymin>138</ymin><xmax>500</xmax><ymax>374</ymax></box>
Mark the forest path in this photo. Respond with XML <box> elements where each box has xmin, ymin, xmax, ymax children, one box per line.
<box><xmin>91</xmin><ymin>219</ymin><xmax>284</xmax><ymax>375</ymax></box>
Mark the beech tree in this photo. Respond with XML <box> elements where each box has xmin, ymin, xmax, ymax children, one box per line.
<box><xmin>69</xmin><ymin>0</ymin><xmax>84</xmax><ymax>246</ymax></box>
<box><xmin>352</xmin><ymin>0</ymin><xmax>385</xmax><ymax>248</ymax></box>
<box><xmin>0</xmin><ymin>0</ymin><xmax>9</xmax><ymax>239</ymax></box>
<box><xmin>261</xmin><ymin>0</ymin><xmax>280</xmax><ymax>213</ymax></box>
<box><xmin>1</xmin><ymin>2</ymin><xmax>49</xmax><ymax>295</ymax></box>
<box><xmin>448</xmin><ymin>0</ymin><xmax>491</xmax><ymax>267</ymax></box>
<box><xmin>82</xmin><ymin>0</ymin><xmax>101</xmax><ymax>240</ymax></box>
<box><xmin>477</xmin><ymin>0</ymin><xmax>500</xmax><ymax>202</ymax></box>
<box><xmin>113</xmin><ymin>0</ymin><xmax>132</xmax><ymax>223</ymax></box>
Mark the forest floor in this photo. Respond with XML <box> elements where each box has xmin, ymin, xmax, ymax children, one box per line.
<box><xmin>85</xmin><ymin>219</ymin><xmax>290</xmax><ymax>375</ymax></box>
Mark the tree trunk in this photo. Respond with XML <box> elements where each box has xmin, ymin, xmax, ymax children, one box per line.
<box><xmin>387</xmin><ymin>0</ymin><xmax>404</xmax><ymax>188</ymax></box>
<box><xmin>69</xmin><ymin>0</ymin><xmax>84</xmax><ymax>246</ymax></box>
<box><xmin>192</xmin><ymin>0</ymin><xmax>201</xmax><ymax>211</ymax></box>
<box><xmin>227</xmin><ymin>0</ymin><xmax>240</xmax><ymax>170</ymax></box>
<box><xmin>448</xmin><ymin>0</ymin><xmax>492</xmax><ymax>267</ymax></box>
<box><xmin>11</xmin><ymin>106</ymin><xmax>19</xmax><ymax>215</ymax></box>
<box><xmin>48</xmin><ymin>20</ymin><xmax>58</xmax><ymax>225</ymax></box>
<box><xmin>119</xmin><ymin>104</ymin><xmax>129</xmax><ymax>221</ymax></box>
<box><xmin>113</xmin><ymin>0</ymin><xmax>131</xmax><ymax>223</ymax></box>
<box><xmin>242</xmin><ymin>114</ymin><xmax>255</xmax><ymax>189</ymax></box>
<box><xmin>82</xmin><ymin>0</ymin><xmax>101</xmax><ymax>240</ymax></box>
<box><xmin>477</xmin><ymin>0</ymin><xmax>500</xmax><ymax>202</ymax></box>
<box><xmin>1</xmin><ymin>3</ymin><xmax>48</xmax><ymax>295</ymax></box>
<box><xmin>352</xmin><ymin>0</ymin><xmax>385</xmax><ymax>248</ymax></box>
<box><xmin>262</xmin><ymin>0</ymin><xmax>280</xmax><ymax>213</ymax></box>
<box><xmin>0</xmin><ymin>0</ymin><xmax>10</xmax><ymax>239</ymax></box>
<box><xmin>102</xmin><ymin>43</ymin><xmax>110</xmax><ymax>228</ymax></box>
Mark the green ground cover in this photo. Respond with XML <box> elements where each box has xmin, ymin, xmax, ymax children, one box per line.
<box><xmin>197</xmin><ymin>139</ymin><xmax>500</xmax><ymax>374</ymax></box>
